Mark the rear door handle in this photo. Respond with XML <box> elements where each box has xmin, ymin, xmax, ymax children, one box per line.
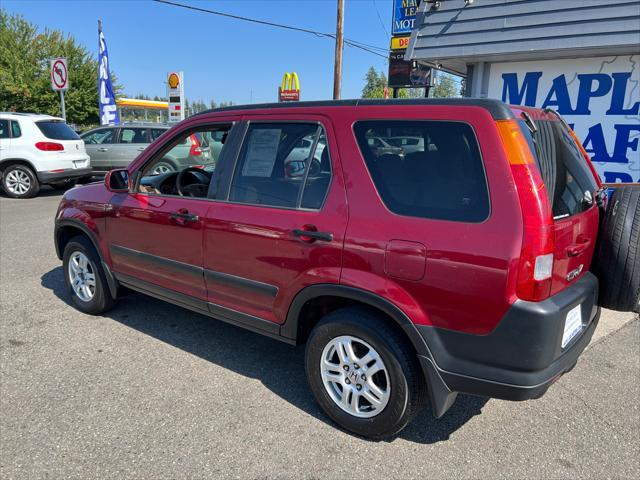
<box><xmin>292</xmin><ymin>228</ymin><xmax>333</xmax><ymax>242</ymax></box>
<box><xmin>97</xmin><ymin>147</ymin><xmax>109</xmax><ymax>152</ymax></box>
<box><xmin>170</xmin><ymin>210</ymin><xmax>199</xmax><ymax>224</ymax></box>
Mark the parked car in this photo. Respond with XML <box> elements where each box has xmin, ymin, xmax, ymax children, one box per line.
<box><xmin>81</xmin><ymin>123</ymin><xmax>225</xmax><ymax>175</ymax></box>
<box><xmin>80</xmin><ymin>123</ymin><xmax>168</xmax><ymax>175</ymax></box>
<box><xmin>366</xmin><ymin>135</ymin><xmax>404</xmax><ymax>157</ymax></box>
<box><xmin>54</xmin><ymin>99</ymin><xmax>639</xmax><ymax>439</ymax></box>
<box><xmin>0</xmin><ymin>113</ymin><xmax>91</xmax><ymax>199</ymax></box>
<box><xmin>385</xmin><ymin>136</ymin><xmax>425</xmax><ymax>155</ymax></box>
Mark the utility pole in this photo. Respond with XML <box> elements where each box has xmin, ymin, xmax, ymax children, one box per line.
<box><xmin>333</xmin><ymin>0</ymin><xmax>344</xmax><ymax>100</ymax></box>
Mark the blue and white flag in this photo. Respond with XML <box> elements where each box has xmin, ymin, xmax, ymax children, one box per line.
<box><xmin>98</xmin><ymin>22</ymin><xmax>120</xmax><ymax>125</ymax></box>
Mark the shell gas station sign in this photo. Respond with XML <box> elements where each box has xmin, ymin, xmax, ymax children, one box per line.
<box><xmin>167</xmin><ymin>71</ymin><xmax>185</xmax><ymax>123</ymax></box>
<box><xmin>278</xmin><ymin>72</ymin><xmax>300</xmax><ymax>102</ymax></box>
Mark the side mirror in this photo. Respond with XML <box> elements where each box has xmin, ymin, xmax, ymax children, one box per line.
<box><xmin>105</xmin><ymin>168</ymin><xmax>130</xmax><ymax>193</ymax></box>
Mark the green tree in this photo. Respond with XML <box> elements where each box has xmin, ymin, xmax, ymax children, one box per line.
<box><xmin>361</xmin><ymin>66</ymin><xmax>386</xmax><ymax>98</ymax></box>
<box><xmin>0</xmin><ymin>9</ymin><xmax>118</xmax><ymax>125</ymax></box>
<box><xmin>361</xmin><ymin>66</ymin><xmax>412</xmax><ymax>99</ymax></box>
<box><xmin>431</xmin><ymin>72</ymin><xmax>460</xmax><ymax>98</ymax></box>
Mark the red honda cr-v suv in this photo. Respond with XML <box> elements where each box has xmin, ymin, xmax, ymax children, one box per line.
<box><xmin>54</xmin><ymin>99</ymin><xmax>638</xmax><ymax>439</ymax></box>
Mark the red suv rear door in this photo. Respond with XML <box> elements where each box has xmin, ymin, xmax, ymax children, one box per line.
<box><xmin>202</xmin><ymin>114</ymin><xmax>348</xmax><ymax>324</ymax></box>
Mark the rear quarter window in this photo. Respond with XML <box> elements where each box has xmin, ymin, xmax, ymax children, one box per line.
<box><xmin>36</xmin><ymin>120</ymin><xmax>80</xmax><ymax>140</ymax></box>
<box><xmin>354</xmin><ymin>120</ymin><xmax>490</xmax><ymax>222</ymax></box>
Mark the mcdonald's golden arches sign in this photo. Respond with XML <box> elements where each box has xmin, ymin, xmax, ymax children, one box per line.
<box><xmin>278</xmin><ymin>72</ymin><xmax>300</xmax><ymax>102</ymax></box>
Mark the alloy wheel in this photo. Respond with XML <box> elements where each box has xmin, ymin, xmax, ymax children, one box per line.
<box><xmin>320</xmin><ymin>335</ymin><xmax>391</xmax><ymax>418</ymax></box>
<box><xmin>5</xmin><ymin>169</ymin><xmax>31</xmax><ymax>195</ymax></box>
<box><xmin>152</xmin><ymin>164</ymin><xmax>172</xmax><ymax>175</ymax></box>
<box><xmin>68</xmin><ymin>251</ymin><xmax>96</xmax><ymax>302</ymax></box>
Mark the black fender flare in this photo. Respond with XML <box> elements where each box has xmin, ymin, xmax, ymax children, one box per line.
<box><xmin>280</xmin><ymin>283</ymin><xmax>457</xmax><ymax>417</ymax></box>
<box><xmin>54</xmin><ymin>218</ymin><xmax>119</xmax><ymax>299</ymax></box>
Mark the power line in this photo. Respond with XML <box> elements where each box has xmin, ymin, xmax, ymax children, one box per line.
<box><xmin>372</xmin><ymin>0</ymin><xmax>390</xmax><ymax>39</ymax></box>
<box><xmin>152</xmin><ymin>0</ymin><xmax>387</xmax><ymax>58</ymax></box>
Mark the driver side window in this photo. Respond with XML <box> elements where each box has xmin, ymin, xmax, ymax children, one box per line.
<box><xmin>138</xmin><ymin>124</ymin><xmax>231</xmax><ymax>198</ymax></box>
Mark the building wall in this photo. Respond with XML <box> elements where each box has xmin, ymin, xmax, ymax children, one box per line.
<box><xmin>408</xmin><ymin>0</ymin><xmax>640</xmax><ymax>64</ymax></box>
<box><xmin>483</xmin><ymin>55</ymin><xmax>639</xmax><ymax>184</ymax></box>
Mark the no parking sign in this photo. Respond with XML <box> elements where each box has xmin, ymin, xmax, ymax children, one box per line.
<box><xmin>50</xmin><ymin>58</ymin><xmax>68</xmax><ymax>91</ymax></box>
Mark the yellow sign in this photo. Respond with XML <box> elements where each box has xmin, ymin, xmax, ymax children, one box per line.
<box><xmin>391</xmin><ymin>36</ymin><xmax>410</xmax><ymax>50</ymax></box>
<box><xmin>279</xmin><ymin>72</ymin><xmax>300</xmax><ymax>102</ymax></box>
<box><xmin>281</xmin><ymin>72</ymin><xmax>300</xmax><ymax>92</ymax></box>
<box><xmin>167</xmin><ymin>72</ymin><xmax>180</xmax><ymax>89</ymax></box>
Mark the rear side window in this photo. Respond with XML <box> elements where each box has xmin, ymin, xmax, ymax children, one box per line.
<box><xmin>150</xmin><ymin>128</ymin><xmax>167</xmax><ymax>141</ymax></box>
<box><xmin>354</xmin><ymin>121</ymin><xmax>490</xmax><ymax>222</ymax></box>
<box><xmin>36</xmin><ymin>120</ymin><xmax>80</xmax><ymax>140</ymax></box>
<box><xmin>11</xmin><ymin>121</ymin><xmax>21</xmax><ymax>138</ymax></box>
<box><xmin>229</xmin><ymin>123</ymin><xmax>329</xmax><ymax>209</ymax></box>
<box><xmin>0</xmin><ymin>120</ymin><xmax>9</xmax><ymax>139</ymax></box>
<box><xmin>82</xmin><ymin>128</ymin><xmax>114</xmax><ymax>144</ymax></box>
<box><xmin>119</xmin><ymin>128</ymin><xmax>148</xmax><ymax>144</ymax></box>
<box><xmin>526</xmin><ymin>120</ymin><xmax>598</xmax><ymax>218</ymax></box>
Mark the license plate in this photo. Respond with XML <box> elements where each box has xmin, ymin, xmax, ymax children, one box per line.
<box><xmin>562</xmin><ymin>305</ymin><xmax>583</xmax><ymax>348</ymax></box>
<box><xmin>73</xmin><ymin>160</ymin><xmax>84</xmax><ymax>168</ymax></box>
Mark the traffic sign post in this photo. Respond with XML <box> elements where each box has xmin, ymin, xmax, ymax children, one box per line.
<box><xmin>50</xmin><ymin>58</ymin><xmax>69</xmax><ymax>121</ymax></box>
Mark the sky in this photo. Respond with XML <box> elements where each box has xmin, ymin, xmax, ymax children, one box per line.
<box><xmin>4</xmin><ymin>0</ymin><xmax>397</xmax><ymax>105</ymax></box>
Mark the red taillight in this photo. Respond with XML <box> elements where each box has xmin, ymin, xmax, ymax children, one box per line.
<box><xmin>35</xmin><ymin>142</ymin><xmax>64</xmax><ymax>151</ymax></box>
<box><xmin>497</xmin><ymin>120</ymin><xmax>555</xmax><ymax>302</ymax></box>
<box><xmin>189</xmin><ymin>135</ymin><xmax>202</xmax><ymax>157</ymax></box>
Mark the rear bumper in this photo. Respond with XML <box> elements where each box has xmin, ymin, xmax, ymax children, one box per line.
<box><xmin>417</xmin><ymin>272</ymin><xmax>600</xmax><ymax>403</ymax></box>
<box><xmin>37</xmin><ymin>167</ymin><xmax>93</xmax><ymax>183</ymax></box>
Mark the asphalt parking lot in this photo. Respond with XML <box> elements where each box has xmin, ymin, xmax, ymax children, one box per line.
<box><xmin>1</xmin><ymin>188</ymin><xmax>638</xmax><ymax>479</ymax></box>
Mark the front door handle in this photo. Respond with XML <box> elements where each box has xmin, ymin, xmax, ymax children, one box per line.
<box><xmin>170</xmin><ymin>209</ymin><xmax>199</xmax><ymax>224</ymax></box>
<box><xmin>292</xmin><ymin>227</ymin><xmax>333</xmax><ymax>242</ymax></box>
<box><xmin>97</xmin><ymin>147</ymin><xmax>109</xmax><ymax>152</ymax></box>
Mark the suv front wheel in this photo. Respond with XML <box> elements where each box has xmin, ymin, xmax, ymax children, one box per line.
<box><xmin>63</xmin><ymin>236</ymin><xmax>115</xmax><ymax>315</ymax></box>
<box><xmin>305</xmin><ymin>307</ymin><xmax>426</xmax><ymax>439</ymax></box>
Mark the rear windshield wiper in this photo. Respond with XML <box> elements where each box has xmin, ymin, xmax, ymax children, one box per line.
<box><xmin>520</xmin><ymin>111</ymin><xmax>538</xmax><ymax>134</ymax></box>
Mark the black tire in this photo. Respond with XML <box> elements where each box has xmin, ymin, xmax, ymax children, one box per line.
<box><xmin>2</xmin><ymin>164</ymin><xmax>40</xmax><ymax>199</ymax></box>
<box><xmin>305</xmin><ymin>306</ymin><xmax>426</xmax><ymax>439</ymax></box>
<box><xmin>595</xmin><ymin>186</ymin><xmax>640</xmax><ymax>313</ymax></box>
<box><xmin>62</xmin><ymin>236</ymin><xmax>116</xmax><ymax>315</ymax></box>
<box><xmin>50</xmin><ymin>179</ymin><xmax>77</xmax><ymax>191</ymax></box>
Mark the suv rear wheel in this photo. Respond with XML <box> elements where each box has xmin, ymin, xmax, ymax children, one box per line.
<box><xmin>305</xmin><ymin>307</ymin><xmax>425</xmax><ymax>439</ymax></box>
<box><xmin>2</xmin><ymin>164</ymin><xmax>39</xmax><ymax>199</ymax></box>
<box><xmin>63</xmin><ymin>236</ymin><xmax>115</xmax><ymax>315</ymax></box>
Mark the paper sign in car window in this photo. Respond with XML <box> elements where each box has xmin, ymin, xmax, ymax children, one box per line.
<box><xmin>242</xmin><ymin>128</ymin><xmax>282</xmax><ymax>177</ymax></box>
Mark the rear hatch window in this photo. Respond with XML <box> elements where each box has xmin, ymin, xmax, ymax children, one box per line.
<box><xmin>522</xmin><ymin>118</ymin><xmax>598</xmax><ymax>219</ymax></box>
<box><xmin>36</xmin><ymin>120</ymin><xmax>80</xmax><ymax>141</ymax></box>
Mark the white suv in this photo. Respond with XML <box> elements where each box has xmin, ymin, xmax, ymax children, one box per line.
<box><xmin>0</xmin><ymin>113</ymin><xmax>92</xmax><ymax>198</ymax></box>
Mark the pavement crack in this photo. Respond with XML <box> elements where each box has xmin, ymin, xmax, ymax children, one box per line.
<box><xmin>556</xmin><ymin>382</ymin><xmax>617</xmax><ymax>430</ymax></box>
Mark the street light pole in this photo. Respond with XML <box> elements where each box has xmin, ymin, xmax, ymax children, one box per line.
<box><xmin>333</xmin><ymin>0</ymin><xmax>344</xmax><ymax>100</ymax></box>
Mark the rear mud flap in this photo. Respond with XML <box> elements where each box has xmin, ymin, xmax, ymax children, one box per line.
<box><xmin>418</xmin><ymin>355</ymin><xmax>458</xmax><ymax>418</ymax></box>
